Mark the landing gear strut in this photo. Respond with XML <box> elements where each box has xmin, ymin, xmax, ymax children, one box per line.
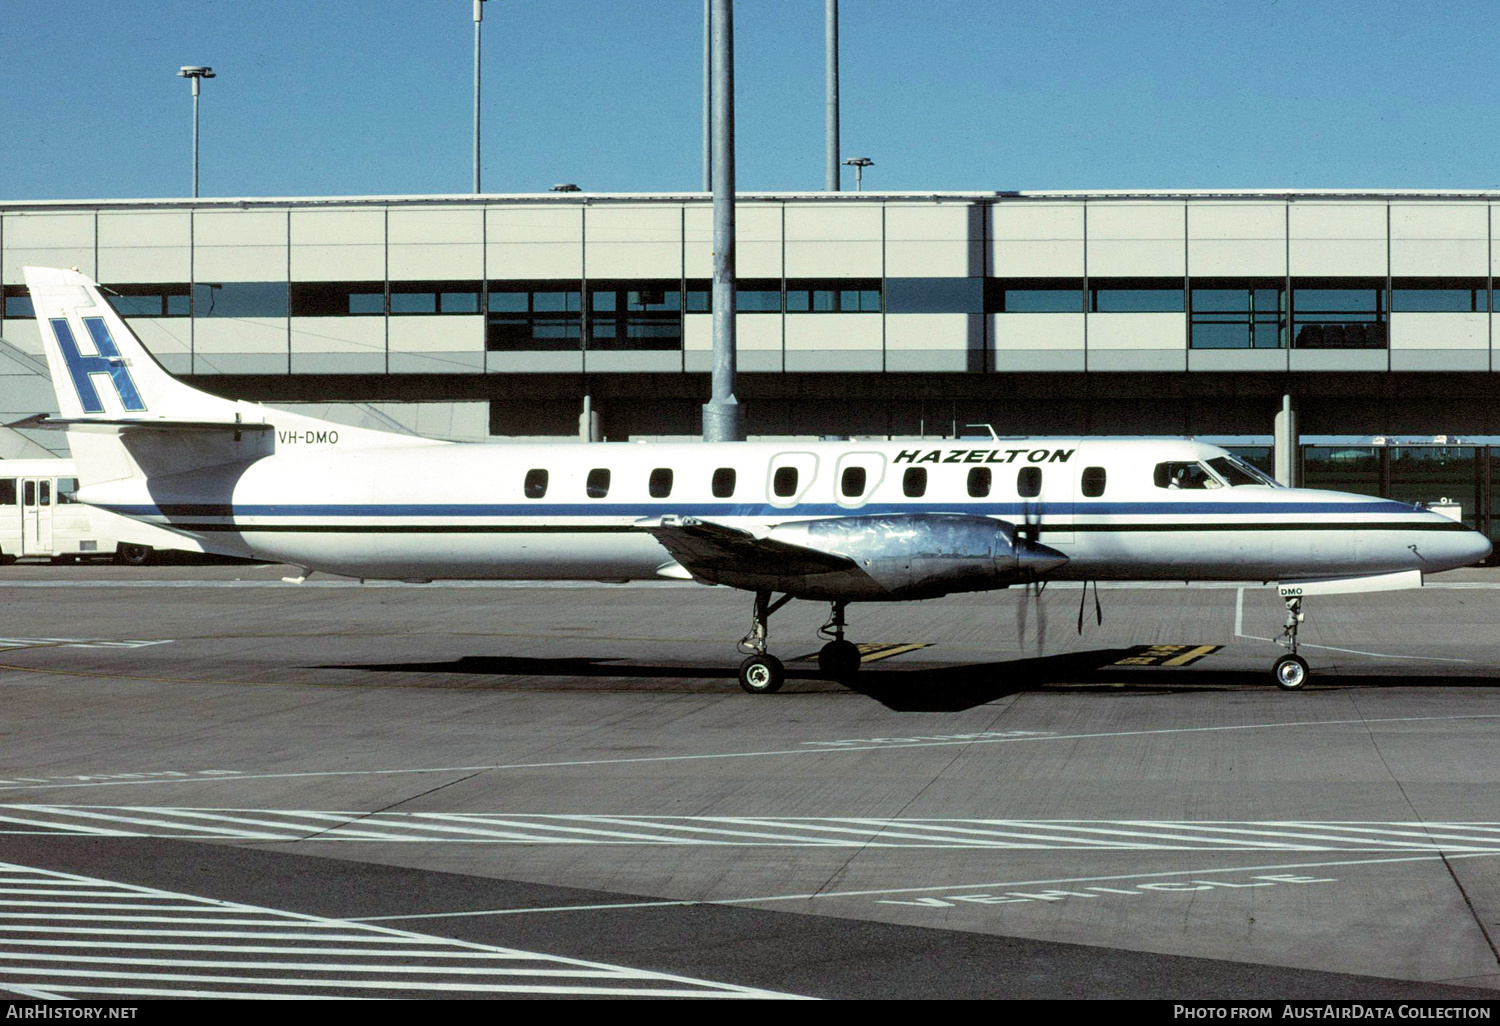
<box><xmin>1273</xmin><ymin>595</ymin><xmax>1310</xmax><ymax>690</ymax></box>
<box><xmin>817</xmin><ymin>601</ymin><xmax>862</xmax><ymax>683</ymax></box>
<box><xmin>737</xmin><ymin>590</ymin><xmax>792</xmax><ymax>694</ymax></box>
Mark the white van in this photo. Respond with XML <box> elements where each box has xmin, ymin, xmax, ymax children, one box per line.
<box><xmin>0</xmin><ymin>458</ymin><xmax>204</xmax><ymax>564</ymax></box>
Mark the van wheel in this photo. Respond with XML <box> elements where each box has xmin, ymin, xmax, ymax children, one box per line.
<box><xmin>116</xmin><ymin>544</ymin><xmax>153</xmax><ymax>566</ymax></box>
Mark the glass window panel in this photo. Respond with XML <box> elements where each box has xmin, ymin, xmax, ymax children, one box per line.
<box><xmin>737</xmin><ymin>290</ymin><xmax>781</xmax><ymax>312</ymax></box>
<box><xmin>4</xmin><ymin>295</ymin><xmax>34</xmax><ymax>319</ymax></box>
<box><xmin>193</xmin><ymin>281</ymin><xmax>289</xmax><ymax>318</ymax></box>
<box><xmin>1017</xmin><ymin>466</ymin><xmax>1041</xmax><ymax>498</ymax></box>
<box><xmin>166</xmin><ymin>294</ymin><xmax>192</xmax><ymax>316</ymax></box>
<box><xmin>592</xmin><ymin>291</ymin><xmax>617</xmax><ymax>312</ymax></box>
<box><xmin>440</xmin><ymin>291</ymin><xmax>480</xmax><ymax>314</ymax></box>
<box><xmin>586</xmin><ymin>468</ymin><xmax>611</xmax><ymax>499</ymax></box>
<box><xmin>347</xmin><ymin>292</ymin><xmax>385</xmax><ymax>315</ymax></box>
<box><xmin>524</xmin><ymin>469</ymin><xmax>548</xmax><ymax>499</ymax></box>
<box><xmin>812</xmin><ymin>290</ymin><xmax>836</xmax><ymax>312</ymax></box>
<box><xmin>841</xmin><ymin>466</ymin><xmax>867</xmax><ymax>497</ymax></box>
<box><xmin>1391</xmin><ymin>447</ymin><xmax>1477</xmax><ymax>530</ymax></box>
<box><xmin>773</xmin><ymin>466</ymin><xmax>799</xmax><ymax>498</ymax></box>
<box><xmin>108</xmin><ymin>294</ymin><xmax>161</xmax><ymax>317</ymax></box>
<box><xmin>712</xmin><ymin>467</ymin><xmax>736</xmax><ymax>498</ymax></box>
<box><xmin>39</xmin><ymin>481</ymin><xmax>49</xmax><ymax>505</ymax></box>
<box><xmin>967</xmin><ymin>466</ymin><xmax>992</xmax><ymax>498</ymax></box>
<box><xmin>1193</xmin><ymin>289</ymin><xmax>1250</xmax><ymax>312</ymax></box>
<box><xmin>1003</xmin><ymin>289</ymin><xmax>1083</xmax><ymax>313</ymax></box>
<box><xmin>1190</xmin><ymin>323</ymin><xmax>1253</xmax><ymax>349</ymax></box>
<box><xmin>390</xmin><ymin>292</ymin><xmax>437</xmax><ymax>314</ymax></box>
<box><xmin>1091</xmin><ymin>288</ymin><xmax>1183</xmax><ymax>313</ymax></box>
<box><xmin>56</xmin><ymin>477</ymin><xmax>79</xmax><ymax>503</ymax></box>
<box><xmin>885</xmin><ymin>278</ymin><xmax>982</xmax><ymax>314</ymax></box>
<box><xmin>23</xmin><ymin>481</ymin><xmax>35</xmax><ymax>506</ymax></box>
<box><xmin>0</xmin><ymin>479</ymin><xmax>15</xmax><ymax>505</ymax></box>
<box><xmin>535</xmin><ymin>291</ymin><xmax>580</xmax><ymax>312</ymax></box>
<box><xmin>1392</xmin><ymin>289</ymin><xmax>1478</xmax><ymax>312</ymax></box>
<box><xmin>1301</xmin><ymin>447</ymin><xmax>1380</xmax><ymax>496</ymax></box>
<box><xmin>649</xmin><ymin>468</ymin><xmax>673</xmax><ymax>499</ymax></box>
<box><xmin>902</xmin><ymin>467</ymin><xmax>927</xmax><ymax>498</ymax></box>
<box><xmin>785</xmin><ymin>290</ymin><xmax>810</xmax><ymax>312</ymax></box>
<box><xmin>1081</xmin><ymin>466</ymin><xmax>1106</xmax><ymax>498</ymax></box>
<box><xmin>488</xmin><ymin>292</ymin><xmax>528</xmax><ymax>313</ymax></box>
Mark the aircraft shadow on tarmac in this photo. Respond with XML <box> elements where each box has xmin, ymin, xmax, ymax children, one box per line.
<box><xmin>309</xmin><ymin>647</ymin><xmax>1500</xmax><ymax>712</ymax></box>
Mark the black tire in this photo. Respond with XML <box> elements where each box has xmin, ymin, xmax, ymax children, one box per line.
<box><xmin>817</xmin><ymin>639</ymin><xmax>863</xmax><ymax>683</ymax></box>
<box><xmin>738</xmin><ymin>654</ymin><xmax>786</xmax><ymax>695</ymax></box>
<box><xmin>0</xmin><ymin>551</ymin><xmax>13</xmax><ymax>566</ymax></box>
<box><xmin>1273</xmin><ymin>654</ymin><xmax>1310</xmax><ymax>691</ymax></box>
<box><xmin>116</xmin><ymin>543</ymin><xmax>152</xmax><ymax>566</ymax></box>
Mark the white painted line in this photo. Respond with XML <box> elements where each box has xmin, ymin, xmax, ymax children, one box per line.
<box><xmin>1232</xmin><ymin>588</ymin><xmax>1477</xmax><ymax>663</ymax></box>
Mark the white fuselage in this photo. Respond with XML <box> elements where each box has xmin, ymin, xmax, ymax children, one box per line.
<box><xmin>79</xmin><ymin>436</ymin><xmax>1490</xmax><ymax>587</ymax></box>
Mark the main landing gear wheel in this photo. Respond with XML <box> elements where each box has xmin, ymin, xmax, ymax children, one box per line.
<box><xmin>818</xmin><ymin>639</ymin><xmax>862</xmax><ymax>683</ymax></box>
<box><xmin>1273</xmin><ymin>654</ymin><xmax>1310</xmax><ymax>691</ymax></box>
<box><xmin>738</xmin><ymin>654</ymin><xmax>786</xmax><ymax>694</ymax></box>
<box><xmin>116</xmin><ymin>543</ymin><xmax>152</xmax><ymax>566</ymax></box>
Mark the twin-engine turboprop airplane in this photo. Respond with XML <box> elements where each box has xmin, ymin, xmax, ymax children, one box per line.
<box><xmin>16</xmin><ymin>266</ymin><xmax>1494</xmax><ymax>693</ymax></box>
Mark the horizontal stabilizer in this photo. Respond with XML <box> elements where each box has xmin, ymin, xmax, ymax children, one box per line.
<box><xmin>7</xmin><ymin>413</ymin><xmax>273</xmax><ymax>434</ymax></box>
<box><xmin>1275</xmin><ymin>569</ymin><xmax>1422</xmax><ymax>598</ymax></box>
<box><xmin>638</xmin><ymin>515</ymin><xmax>856</xmax><ymax>583</ymax></box>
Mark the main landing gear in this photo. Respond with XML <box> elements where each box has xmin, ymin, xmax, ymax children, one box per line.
<box><xmin>735</xmin><ymin>593</ymin><xmax>864</xmax><ymax>694</ymax></box>
<box><xmin>1273</xmin><ymin>595</ymin><xmax>1311</xmax><ymax>690</ymax></box>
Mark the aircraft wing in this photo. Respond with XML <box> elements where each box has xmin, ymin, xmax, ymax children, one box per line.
<box><xmin>638</xmin><ymin>515</ymin><xmax>856</xmax><ymax>582</ymax></box>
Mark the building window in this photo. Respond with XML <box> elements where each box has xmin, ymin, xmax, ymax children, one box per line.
<box><xmin>985</xmin><ymin>278</ymin><xmax>1085</xmax><ymax>313</ymax></box>
<box><xmin>486</xmin><ymin>281</ymin><xmax>583</xmax><ymax>351</ymax></box>
<box><xmin>902</xmin><ymin>467</ymin><xmax>927</xmax><ymax>498</ymax></box>
<box><xmin>289</xmin><ymin>282</ymin><xmax>386</xmax><ymax>317</ymax></box>
<box><xmin>1392</xmin><ymin>277</ymin><xmax>1488</xmax><ymax>312</ymax></box>
<box><xmin>1017</xmin><ymin>466</ymin><xmax>1041</xmax><ymax>498</ymax></box>
<box><xmin>1090</xmin><ymin>277</ymin><xmax>1184</xmax><ymax>313</ymax></box>
<box><xmin>785</xmin><ymin>279</ymin><xmax>881</xmax><ymax>313</ymax></box>
<box><xmin>0</xmin><ymin>285</ymin><xmax>32</xmax><ymax>320</ymax></box>
<box><xmin>886</xmin><ymin>278</ymin><xmax>983</xmax><ymax>313</ymax></box>
<box><xmin>683</xmin><ymin>279</ymin><xmax>784</xmax><ymax>313</ymax></box>
<box><xmin>586</xmin><ymin>468</ymin><xmax>611</xmax><ymax>499</ymax></box>
<box><xmin>712</xmin><ymin>467</ymin><xmax>736</xmax><ymax>498</ymax></box>
<box><xmin>389</xmin><ymin>281</ymin><xmax>481</xmax><ymax>315</ymax></box>
<box><xmin>588</xmin><ymin>280</ymin><xmax>682</xmax><ymax>350</ymax></box>
<box><xmin>104</xmin><ymin>283</ymin><xmax>192</xmax><ymax>318</ymax></box>
<box><xmin>649</xmin><ymin>468</ymin><xmax>674</xmax><ymax>498</ymax></box>
<box><xmin>1190</xmin><ymin>279</ymin><xmax>1286</xmax><ymax>349</ymax></box>
<box><xmin>1291</xmin><ymin>279</ymin><xmax>1387</xmax><ymax>349</ymax></box>
<box><xmin>192</xmin><ymin>282</ymin><xmax>289</xmax><ymax>318</ymax></box>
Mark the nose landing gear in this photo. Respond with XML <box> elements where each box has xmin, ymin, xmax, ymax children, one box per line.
<box><xmin>737</xmin><ymin>590</ymin><xmax>793</xmax><ymax>694</ymax></box>
<box><xmin>1273</xmin><ymin>595</ymin><xmax>1310</xmax><ymax>690</ymax></box>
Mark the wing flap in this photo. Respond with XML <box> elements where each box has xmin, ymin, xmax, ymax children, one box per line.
<box><xmin>638</xmin><ymin>515</ymin><xmax>856</xmax><ymax>581</ymax></box>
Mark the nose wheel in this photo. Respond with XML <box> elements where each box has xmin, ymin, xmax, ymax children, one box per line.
<box><xmin>738</xmin><ymin>653</ymin><xmax>786</xmax><ymax>694</ymax></box>
<box><xmin>1273</xmin><ymin>595</ymin><xmax>1312</xmax><ymax>690</ymax></box>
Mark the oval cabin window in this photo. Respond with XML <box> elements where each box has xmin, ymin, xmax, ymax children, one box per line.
<box><xmin>773</xmin><ymin>466</ymin><xmax>799</xmax><ymax>498</ymax></box>
<box><xmin>1081</xmin><ymin>466</ymin><xmax>1106</xmax><ymax>497</ymax></box>
<box><xmin>586</xmin><ymin>468</ymin><xmax>611</xmax><ymax>499</ymax></box>
<box><xmin>712</xmin><ymin>467</ymin><xmax>736</xmax><ymax>498</ymax></box>
<box><xmin>967</xmin><ymin>467</ymin><xmax>992</xmax><ymax>498</ymax></box>
<box><xmin>840</xmin><ymin>466</ymin><xmax>867</xmax><ymax>498</ymax></box>
<box><xmin>649</xmin><ymin>468</ymin><xmax>673</xmax><ymax>498</ymax></box>
<box><xmin>903</xmin><ymin>467</ymin><xmax>927</xmax><ymax>498</ymax></box>
<box><xmin>1017</xmin><ymin>466</ymin><xmax>1041</xmax><ymax>498</ymax></box>
<box><xmin>524</xmin><ymin>469</ymin><xmax>548</xmax><ymax>499</ymax></box>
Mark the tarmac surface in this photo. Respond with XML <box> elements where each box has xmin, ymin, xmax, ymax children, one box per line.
<box><xmin>3</xmin><ymin>561</ymin><xmax>1500</xmax><ymax>1000</ymax></box>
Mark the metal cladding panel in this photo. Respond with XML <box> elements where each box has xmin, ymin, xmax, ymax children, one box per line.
<box><xmin>685</xmin><ymin>204</ymin><xmax>781</xmax><ymax>277</ymax></box>
<box><xmin>1390</xmin><ymin>349</ymin><xmax>1489</xmax><ymax>372</ymax></box>
<box><xmin>684</xmin><ymin>312</ymin><xmax>781</xmax><ymax>351</ymax></box>
<box><xmin>190</xmin><ymin>317</ymin><xmax>287</xmax><ymax>354</ymax></box>
<box><xmin>290</xmin><ymin>209</ymin><xmax>385</xmax><ymax>281</ymax></box>
<box><xmin>1086</xmin><ymin>312</ymin><xmax>1187</xmax><ymax>350</ymax></box>
<box><xmin>886</xmin><ymin>349</ymin><xmax>973</xmax><ymax>372</ymax></box>
<box><xmin>884</xmin><ymin>312</ymin><xmax>980</xmax><ymax>351</ymax></box>
<box><xmin>784</xmin><ymin>312</ymin><xmax>882</xmax><ymax>350</ymax></box>
<box><xmin>289</xmin><ymin>316</ymin><xmax>386</xmax><ymax>354</ymax></box>
<box><xmin>486</xmin><ymin>351</ymin><xmax>583</xmax><ymax>373</ymax></box>
<box><xmin>785</xmin><ymin>204</ymin><xmax>882</xmax><ymax>277</ymax></box>
<box><xmin>3</xmin><ymin>213</ymin><xmax>96</xmax><ymax>281</ymax></box>
<box><xmin>389</xmin><ymin>351</ymin><xmax>484</xmax><ymax>373</ymax></box>
<box><xmin>1086</xmin><ymin>204</ymin><xmax>1187</xmax><ymax>277</ymax></box>
<box><xmin>1289</xmin><ymin>349</ymin><xmax>1387</xmax><ymax>372</ymax></box>
<box><xmin>885</xmin><ymin>205</ymin><xmax>981</xmax><ymax>277</ymax></box>
<box><xmin>1389</xmin><ymin>312</ymin><xmax>1488</xmax><ymax>350</ymax></box>
<box><xmin>1187</xmin><ymin>202</ymin><xmax>1287</xmax><ymax>276</ymax></box>
<box><xmin>1188</xmin><ymin>348</ymin><xmax>1290</xmax><ymax>373</ymax></box>
<box><xmin>387</xmin><ymin>315</ymin><xmax>483</xmax><ymax>352</ymax></box>
<box><xmin>585</xmin><ymin>205</ymin><xmax>682</xmax><ymax>278</ymax></box>
<box><xmin>1390</xmin><ymin>204</ymin><xmax>1487</xmax><ymax>276</ymax></box>
<box><xmin>584</xmin><ymin>351</ymin><xmax>683</xmax><ymax>373</ymax></box>
<box><xmin>0</xmin><ymin>320</ymin><xmax>43</xmax><ymax>356</ymax></box>
<box><xmin>97</xmin><ymin>212</ymin><xmax>192</xmax><ymax>281</ymax></box>
<box><xmin>128</xmin><ymin>318</ymin><xmax>192</xmax><ymax>359</ymax></box>
<box><xmin>193</xmin><ymin>210</ymin><xmax>289</xmax><ymax>280</ymax></box>
<box><xmin>192</xmin><ymin>352</ymin><xmax>288</xmax><ymax>375</ymax></box>
<box><xmin>1088</xmin><ymin>349</ymin><xmax>1187</xmax><ymax>372</ymax></box>
<box><xmin>989</xmin><ymin>313</ymin><xmax>1083</xmax><ymax>352</ymax></box>
<box><xmin>388</xmin><ymin>208</ymin><xmax>483</xmax><ymax>280</ymax></box>
<box><xmin>988</xmin><ymin>203</ymin><xmax>1084</xmax><ymax>277</ymax></box>
<box><xmin>785</xmin><ymin>349</ymin><xmax>883</xmax><ymax>372</ymax></box>
<box><xmin>290</xmin><ymin>352</ymin><xmax>388</xmax><ymax>374</ymax></box>
<box><xmin>785</xmin><ymin>239</ymin><xmax>881</xmax><ymax>278</ymax></box>
<box><xmin>1289</xmin><ymin>203</ymin><xmax>1388</xmax><ymax>277</ymax></box>
<box><xmin>487</xmin><ymin>206</ymin><xmax>583</xmax><ymax>279</ymax></box>
<box><xmin>990</xmin><ymin>349</ymin><xmax>1085</xmax><ymax>372</ymax></box>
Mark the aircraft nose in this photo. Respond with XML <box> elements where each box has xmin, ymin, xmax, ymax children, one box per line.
<box><xmin>1463</xmin><ymin>528</ymin><xmax>1493</xmax><ymax>566</ymax></box>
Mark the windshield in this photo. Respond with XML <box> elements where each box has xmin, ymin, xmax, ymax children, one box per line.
<box><xmin>1207</xmin><ymin>455</ymin><xmax>1279</xmax><ymax>487</ymax></box>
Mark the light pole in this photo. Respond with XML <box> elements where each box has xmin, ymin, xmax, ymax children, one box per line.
<box><xmin>473</xmin><ymin>0</ymin><xmax>488</xmax><ymax>194</ymax></box>
<box><xmin>843</xmin><ymin>156</ymin><xmax>873</xmax><ymax>192</ymax></box>
<box><xmin>177</xmin><ymin>66</ymin><xmax>215</xmax><ymax>198</ymax></box>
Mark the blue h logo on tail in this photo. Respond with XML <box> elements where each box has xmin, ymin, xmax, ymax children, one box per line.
<box><xmin>51</xmin><ymin>317</ymin><xmax>146</xmax><ymax>414</ymax></box>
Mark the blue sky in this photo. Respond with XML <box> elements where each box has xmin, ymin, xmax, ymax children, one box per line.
<box><xmin>3</xmin><ymin>0</ymin><xmax>1497</xmax><ymax>200</ymax></box>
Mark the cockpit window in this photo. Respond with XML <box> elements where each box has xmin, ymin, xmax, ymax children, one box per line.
<box><xmin>1153</xmin><ymin>461</ymin><xmax>1220</xmax><ymax>490</ymax></box>
<box><xmin>1207</xmin><ymin>456</ymin><xmax>1276</xmax><ymax>487</ymax></box>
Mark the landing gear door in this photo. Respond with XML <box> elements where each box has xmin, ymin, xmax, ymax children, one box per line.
<box><xmin>21</xmin><ymin>479</ymin><xmax>53</xmax><ymax>556</ymax></box>
<box><xmin>766</xmin><ymin>452</ymin><xmax>819</xmax><ymax>510</ymax></box>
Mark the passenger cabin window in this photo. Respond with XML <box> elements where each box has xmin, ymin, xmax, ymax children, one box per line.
<box><xmin>524</xmin><ymin>469</ymin><xmax>548</xmax><ymax>499</ymax></box>
<box><xmin>0</xmin><ymin>479</ymin><xmax>14</xmax><ymax>505</ymax></box>
<box><xmin>840</xmin><ymin>466</ymin><xmax>867</xmax><ymax>498</ymax></box>
<box><xmin>649</xmin><ymin>468</ymin><xmax>673</xmax><ymax>498</ymax></box>
<box><xmin>586</xmin><ymin>468</ymin><xmax>611</xmax><ymax>498</ymax></box>
<box><xmin>967</xmin><ymin>467</ymin><xmax>992</xmax><ymax>498</ymax></box>
<box><xmin>1017</xmin><ymin>466</ymin><xmax>1042</xmax><ymax>498</ymax></box>
<box><xmin>773</xmin><ymin>466</ymin><xmax>799</xmax><ymax>498</ymax></box>
<box><xmin>712</xmin><ymin>467</ymin><xmax>736</xmax><ymax>498</ymax></box>
<box><xmin>1081</xmin><ymin>466</ymin><xmax>1106</xmax><ymax>498</ymax></box>
<box><xmin>902</xmin><ymin>467</ymin><xmax>927</xmax><ymax>498</ymax></box>
<box><xmin>1154</xmin><ymin>462</ymin><xmax>1219</xmax><ymax>489</ymax></box>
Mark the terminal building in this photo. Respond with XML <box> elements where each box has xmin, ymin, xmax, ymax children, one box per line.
<box><xmin>0</xmin><ymin>188</ymin><xmax>1497</xmax><ymax>541</ymax></box>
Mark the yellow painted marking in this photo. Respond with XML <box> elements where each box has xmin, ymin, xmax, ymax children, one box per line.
<box><xmin>1163</xmin><ymin>645</ymin><xmax>1219</xmax><ymax>667</ymax></box>
<box><xmin>857</xmin><ymin>643</ymin><xmax>931</xmax><ymax>664</ymax></box>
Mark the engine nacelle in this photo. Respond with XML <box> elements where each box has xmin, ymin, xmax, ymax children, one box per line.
<box><xmin>745</xmin><ymin>513</ymin><xmax>1069</xmax><ymax>601</ymax></box>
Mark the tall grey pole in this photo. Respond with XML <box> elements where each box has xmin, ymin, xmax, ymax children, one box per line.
<box><xmin>702</xmin><ymin>0</ymin><xmax>742</xmax><ymax>442</ymax></box>
<box><xmin>702</xmin><ymin>0</ymin><xmax>712</xmax><ymax>192</ymax></box>
<box><xmin>178</xmin><ymin>67</ymin><xmax>214</xmax><ymax>198</ymax></box>
<box><xmin>473</xmin><ymin>0</ymin><xmax>485</xmax><ymax>194</ymax></box>
<box><xmin>825</xmin><ymin>0</ymin><xmax>839</xmax><ymax>192</ymax></box>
